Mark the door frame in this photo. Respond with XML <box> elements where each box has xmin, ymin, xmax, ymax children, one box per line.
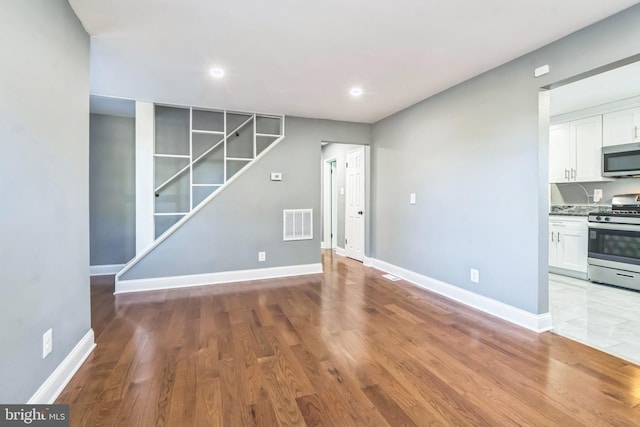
<box><xmin>542</xmin><ymin>55</ymin><xmax>640</xmax><ymax>325</ymax></box>
<box><xmin>323</xmin><ymin>158</ymin><xmax>338</xmax><ymax>249</ymax></box>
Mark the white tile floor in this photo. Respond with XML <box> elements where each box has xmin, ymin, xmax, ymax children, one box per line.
<box><xmin>550</xmin><ymin>273</ymin><xmax>640</xmax><ymax>366</ymax></box>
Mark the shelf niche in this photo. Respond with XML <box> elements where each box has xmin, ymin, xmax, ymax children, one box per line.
<box><xmin>152</xmin><ymin>105</ymin><xmax>283</xmax><ymax>240</ymax></box>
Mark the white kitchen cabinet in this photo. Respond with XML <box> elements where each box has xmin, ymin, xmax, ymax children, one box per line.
<box><xmin>603</xmin><ymin>107</ymin><xmax>640</xmax><ymax>146</ymax></box>
<box><xmin>549</xmin><ymin>122</ymin><xmax>572</xmax><ymax>183</ymax></box>
<box><xmin>549</xmin><ymin>115</ymin><xmax>604</xmax><ymax>183</ymax></box>
<box><xmin>549</xmin><ymin>216</ymin><xmax>588</xmax><ymax>275</ymax></box>
<box><xmin>574</xmin><ymin>116</ymin><xmax>604</xmax><ymax>182</ymax></box>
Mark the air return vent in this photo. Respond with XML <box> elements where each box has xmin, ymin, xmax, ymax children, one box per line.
<box><xmin>283</xmin><ymin>209</ymin><xmax>313</xmax><ymax>241</ymax></box>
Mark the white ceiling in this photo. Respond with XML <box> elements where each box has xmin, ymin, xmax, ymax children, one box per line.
<box><xmin>69</xmin><ymin>0</ymin><xmax>640</xmax><ymax>123</ymax></box>
<box><xmin>550</xmin><ymin>61</ymin><xmax>640</xmax><ymax>116</ymax></box>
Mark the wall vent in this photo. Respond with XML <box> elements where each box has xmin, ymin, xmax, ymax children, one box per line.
<box><xmin>283</xmin><ymin>209</ymin><xmax>313</xmax><ymax>241</ymax></box>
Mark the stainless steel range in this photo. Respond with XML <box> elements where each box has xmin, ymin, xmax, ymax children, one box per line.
<box><xmin>588</xmin><ymin>194</ymin><xmax>640</xmax><ymax>291</ymax></box>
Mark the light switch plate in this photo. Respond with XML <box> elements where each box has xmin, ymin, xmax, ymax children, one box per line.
<box><xmin>270</xmin><ymin>172</ymin><xmax>282</xmax><ymax>181</ymax></box>
<box><xmin>410</xmin><ymin>193</ymin><xmax>416</xmax><ymax>204</ymax></box>
<box><xmin>43</xmin><ymin>328</ymin><xmax>52</xmax><ymax>359</ymax></box>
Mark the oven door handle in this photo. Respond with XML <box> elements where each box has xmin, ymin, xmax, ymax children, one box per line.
<box><xmin>588</xmin><ymin>222</ymin><xmax>640</xmax><ymax>232</ymax></box>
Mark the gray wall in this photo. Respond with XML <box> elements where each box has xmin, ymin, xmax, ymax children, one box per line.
<box><xmin>371</xmin><ymin>5</ymin><xmax>640</xmax><ymax>315</ymax></box>
<box><xmin>121</xmin><ymin>117</ymin><xmax>370</xmax><ymax>280</ymax></box>
<box><xmin>0</xmin><ymin>0</ymin><xmax>90</xmax><ymax>402</ymax></box>
<box><xmin>90</xmin><ymin>113</ymin><xmax>136</xmax><ymax>265</ymax></box>
<box><xmin>551</xmin><ymin>179</ymin><xmax>640</xmax><ymax>205</ymax></box>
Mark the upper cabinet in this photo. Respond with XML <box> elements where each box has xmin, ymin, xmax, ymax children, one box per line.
<box><xmin>603</xmin><ymin>107</ymin><xmax>640</xmax><ymax>146</ymax></box>
<box><xmin>549</xmin><ymin>115</ymin><xmax>605</xmax><ymax>183</ymax></box>
<box><xmin>549</xmin><ymin>122</ymin><xmax>572</xmax><ymax>183</ymax></box>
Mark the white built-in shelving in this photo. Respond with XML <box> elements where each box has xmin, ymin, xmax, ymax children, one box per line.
<box><xmin>153</xmin><ymin>106</ymin><xmax>283</xmax><ymax>238</ymax></box>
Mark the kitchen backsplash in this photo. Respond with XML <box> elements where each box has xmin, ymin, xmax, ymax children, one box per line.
<box><xmin>551</xmin><ymin>178</ymin><xmax>640</xmax><ymax>205</ymax></box>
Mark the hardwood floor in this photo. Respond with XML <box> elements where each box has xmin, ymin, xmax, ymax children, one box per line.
<box><xmin>57</xmin><ymin>252</ymin><xmax>640</xmax><ymax>426</ymax></box>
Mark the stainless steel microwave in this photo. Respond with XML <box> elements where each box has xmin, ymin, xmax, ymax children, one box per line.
<box><xmin>602</xmin><ymin>142</ymin><xmax>640</xmax><ymax>177</ymax></box>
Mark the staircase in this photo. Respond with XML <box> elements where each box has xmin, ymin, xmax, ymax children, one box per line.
<box><xmin>117</xmin><ymin>105</ymin><xmax>285</xmax><ymax>280</ymax></box>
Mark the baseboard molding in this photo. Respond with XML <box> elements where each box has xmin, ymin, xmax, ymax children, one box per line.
<box><xmin>28</xmin><ymin>329</ymin><xmax>95</xmax><ymax>404</ymax></box>
<box><xmin>548</xmin><ymin>266</ymin><xmax>588</xmax><ymax>281</ymax></box>
<box><xmin>90</xmin><ymin>264</ymin><xmax>125</xmax><ymax>276</ymax></box>
<box><xmin>368</xmin><ymin>258</ymin><xmax>552</xmax><ymax>333</ymax></box>
<box><xmin>115</xmin><ymin>263</ymin><xmax>323</xmax><ymax>294</ymax></box>
<box><xmin>335</xmin><ymin>247</ymin><xmax>346</xmax><ymax>257</ymax></box>
<box><xmin>363</xmin><ymin>256</ymin><xmax>374</xmax><ymax>267</ymax></box>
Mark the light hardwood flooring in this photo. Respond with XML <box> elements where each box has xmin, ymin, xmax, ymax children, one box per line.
<box><xmin>57</xmin><ymin>252</ymin><xmax>640</xmax><ymax>426</ymax></box>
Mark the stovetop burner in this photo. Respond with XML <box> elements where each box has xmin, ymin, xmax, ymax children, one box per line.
<box><xmin>606</xmin><ymin>209</ymin><xmax>640</xmax><ymax>216</ymax></box>
<box><xmin>589</xmin><ymin>194</ymin><xmax>640</xmax><ymax>225</ymax></box>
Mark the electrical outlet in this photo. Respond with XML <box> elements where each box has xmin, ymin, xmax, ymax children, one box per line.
<box><xmin>470</xmin><ymin>268</ymin><xmax>480</xmax><ymax>283</ymax></box>
<box><xmin>594</xmin><ymin>189</ymin><xmax>603</xmax><ymax>203</ymax></box>
<box><xmin>258</xmin><ymin>251</ymin><xmax>266</xmax><ymax>262</ymax></box>
<box><xmin>410</xmin><ymin>193</ymin><xmax>416</xmax><ymax>204</ymax></box>
<box><xmin>43</xmin><ymin>328</ymin><xmax>52</xmax><ymax>359</ymax></box>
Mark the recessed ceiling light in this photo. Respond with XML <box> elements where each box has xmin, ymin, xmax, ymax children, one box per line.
<box><xmin>210</xmin><ymin>68</ymin><xmax>224</xmax><ymax>78</ymax></box>
<box><xmin>350</xmin><ymin>87</ymin><xmax>363</xmax><ymax>96</ymax></box>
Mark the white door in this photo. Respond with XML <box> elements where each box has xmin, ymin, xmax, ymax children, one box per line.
<box><xmin>345</xmin><ymin>147</ymin><xmax>365</xmax><ymax>261</ymax></box>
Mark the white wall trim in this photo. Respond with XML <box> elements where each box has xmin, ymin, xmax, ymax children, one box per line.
<box><xmin>369</xmin><ymin>258</ymin><xmax>552</xmax><ymax>333</ymax></box>
<box><xmin>28</xmin><ymin>329</ymin><xmax>96</xmax><ymax>404</ymax></box>
<box><xmin>90</xmin><ymin>264</ymin><xmax>125</xmax><ymax>276</ymax></box>
<box><xmin>115</xmin><ymin>263</ymin><xmax>323</xmax><ymax>294</ymax></box>
<box><xmin>135</xmin><ymin>101</ymin><xmax>155</xmax><ymax>254</ymax></box>
<box><xmin>335</xmin><ymin>247</ymin><xmax>346</xmax><ymax>257</ymax></box>
<box><xmin>363</xmin><ymin>256</ymin><xmax>374</xmax><ymax>267</ymax></box>
<box><xmin>324</xmin><ymin>159</ymin><xmax>332</xmax><ymax>247</ymax></box>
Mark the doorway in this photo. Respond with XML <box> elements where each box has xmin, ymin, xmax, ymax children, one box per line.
<box><xmin>544</xmin><ymin>58</ymin><xmax>640</xmax><ymax>365</ymax></box>
<box><xmin>321</xmin><ymin>143</ymin><xmax>368</xmax><ymax>261</ymax></box>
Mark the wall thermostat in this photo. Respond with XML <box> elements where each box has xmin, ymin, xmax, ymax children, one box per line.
<box><xmin>270</xmin><ymin>172</ymin><xmax>283</xmax><ymax>181</ymax></box>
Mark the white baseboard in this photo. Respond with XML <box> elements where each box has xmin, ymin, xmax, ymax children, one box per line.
<box><xmin>90</xmin><ymin>264</ymin><xmax>125</xmax><ymax>276</ymax></box>
<box><xmin>115</xmin><ymin>263</ymin><xmax>323</xmax><ymax>294</ymax></box>
<box><xmin>321</xmin><ymin>241</ymin><xmax>326</xmax><ymax>249</ymax></box>
<box><xmin>335</xmin><ymin>247</ymin><xmax>346</xmax><ymax>257</ymax></box>
<box><xmin>368</xmin><ymin>258</ymin><xmax>552</xmax><ymax>333</ymax></box>
<box><xmin>363</xmin><ymin>256</ymin><xmax>374</xmax><ymax>267</ymax></box>
<box><xmin>28</xmin><ymin>329</ymin><xmax>96</xmax><ymax>404</ymax></box>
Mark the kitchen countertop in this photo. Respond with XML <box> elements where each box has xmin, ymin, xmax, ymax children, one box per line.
<box><xmin>550</xmin><ymin>204</ymin><xmax>611</xmax><ymax>216</ymax></box>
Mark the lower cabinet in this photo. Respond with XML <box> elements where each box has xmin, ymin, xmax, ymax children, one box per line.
<box><xmin>549</xmin><ymin>216</ymin><xmax>588</xmax><ymax>275</ymax></box>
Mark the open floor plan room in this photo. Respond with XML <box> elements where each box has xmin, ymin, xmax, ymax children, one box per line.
<box><xmin>57</xmin><ymin>252</ymin><xmax>640</xmax><ymax>426</ymax></box>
